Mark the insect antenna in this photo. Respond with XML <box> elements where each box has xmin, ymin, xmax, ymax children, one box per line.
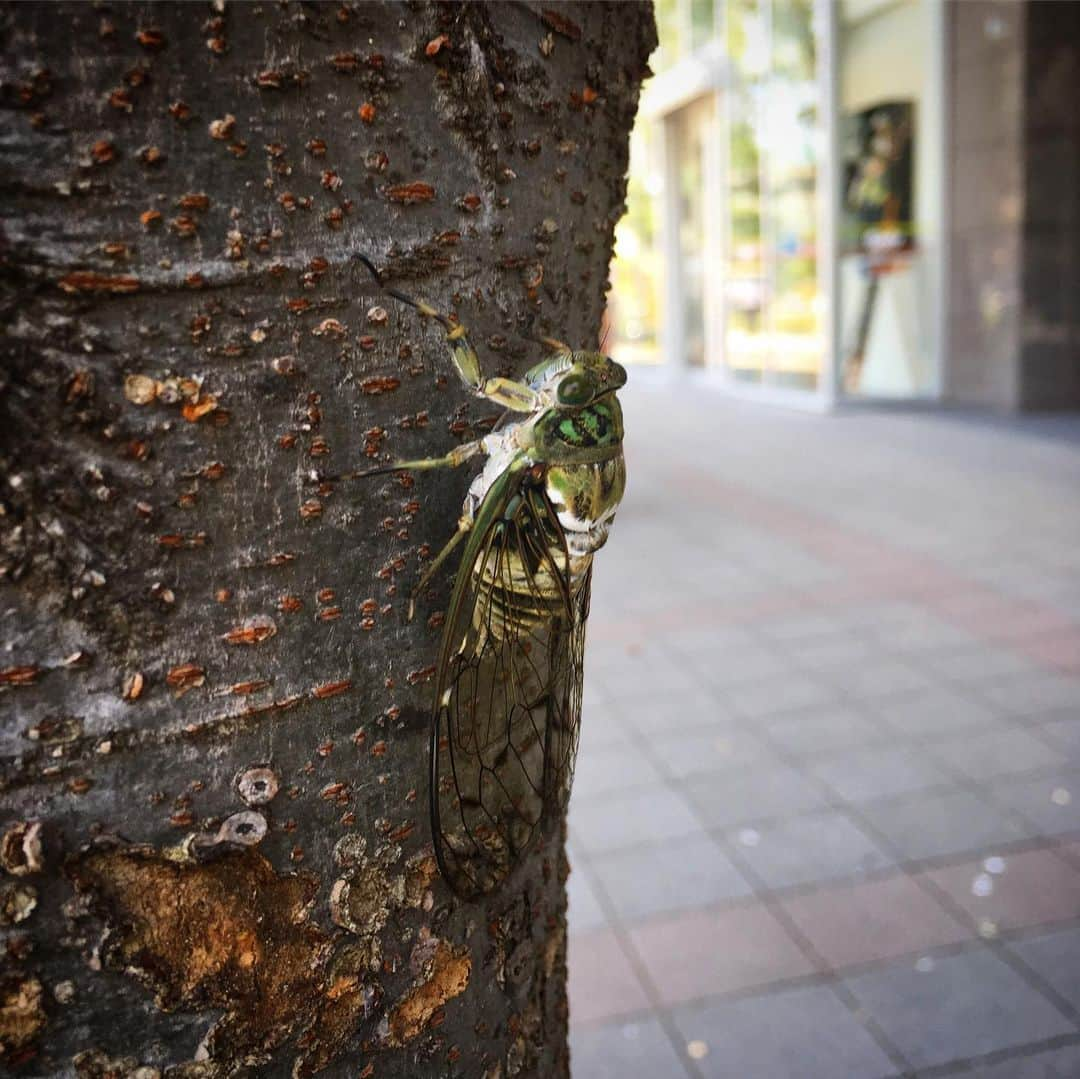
<box><xmin>354</xmin><ymin>253</ymin><xmax>454</xmax><ymax>330</ymax></box>
<box><xmin>599</xmin><ymin>318</ymin><xmax>612</xmax><ymax>353</ymax></box>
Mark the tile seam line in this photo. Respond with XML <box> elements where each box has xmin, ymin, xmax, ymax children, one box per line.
<box><xmin>614</xmin><ymin>704</ymin><xmax>918</xmax><ymax>1078</ymax></box>
<box><xmin>568</xmin><ymin>850</ymin><xmax>705</xmax><ymax>1079</ymax></box>
<box><xmin>910</xmin><ymin>1031</ymin><xmax>1080</xmax><ymax>1078</ymax></box>
<box><xmin>741</xmin><ymin>711</ymin><xmax>1080</xmax><ymax>1036</ymax></box>
<box><xmin>810</xmin><ymin>757</ymin><xmax>1080</xmax><ymax>1032</ymax></box>
<box><xmin>659</xmin><ymin>463</ymin><xmax>1080</xmax><ymax>677</ymax></box>
<box><xmin>578</xmin><ymin>855</ymin><xmax>1080</xmax><ymax>938</ymax></box>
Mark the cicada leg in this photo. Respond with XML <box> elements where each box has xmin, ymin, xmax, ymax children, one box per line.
<box><xmin>409</xmin><ymin>515</ymin><xmax>472</xmax><ymax>620</ymax></box>
<box><xmin>355</xmin><ymin>255</ymin><xmax>539</xmax><ymax>412</ymax></box>
<box><xmin>346</xmin><ymin>438</ymin><xmax>484</xmax><ymax>479</ymax></box>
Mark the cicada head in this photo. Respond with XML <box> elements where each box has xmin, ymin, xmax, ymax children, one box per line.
<box><xmin>526</xmin><ymin>352</ymin><xmax>627</xmax><ymax>410</ymax></box>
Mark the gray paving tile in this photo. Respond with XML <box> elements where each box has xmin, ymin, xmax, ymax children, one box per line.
<box><xmin>785</xmin><ymin>633</ymin><xmax>884</xmax><ymax>672</ymax></box>
<box><xmin>992</xmin><ymin>768</ymin><xmax>1080</xmax><ymax>837</ymax></box>
<box><xmin>671</xmin><ymin>984</ymin><xmax>898</xmax><ymax>1079</ymax></box>
<box><xmin>616</xmin><ymin>689</ymin><xmax>736</xmax><ymax>736</ymax></box>
<box><xmin>660</xmin><ymin>623</ymin><xmax>760</xmax><ymax>658</ymax></box>
<box><xmin>590</xmin><ymin>834</ymin><xmax>754</xmax><ymax>924</ymax></box>
<box><xmin>649</xmin><ymin>725</ymin><xmax>778</xmax><ymax>780</ymax></box>
<box><xmin>805</xmin><ymin>744</ymin><xmax>953</xmax><ymax>804</ymax></box>
<box><xmin>1034</xmin><ymin>715</ymin><xmax>1080</xmax><ymax>763</ymax></box>
<box><xmin>569</xmin><ymin>786</ymin><xmax>702</xmax><ymax>856</ymax></box>
<box><xmin>601</xmin><ymin>656</ymin><xmax>703</xmax><ymax>700</ymax></box>
<box><xmin>976</xmin><ymin>673</ymin><xmax>1080</xmax><ymax>719</ymax></box>
<box><xmin>572</xmin><ymin>742</ymin><xmax>667</xmax><ymax>802</ymax></box>
<box><xmin>727</xmin><ymin>674</ymin><xmax>840</xmax><ymax>720</ymax></box>
<box><xmin>927</xmin><ymin>729</ymin><xmax>1066</xmax><ymax>782</ymax></box>
<box><xmin>731</xmin><ymin>809</ymin><xmax>894</xmax><ymax>890</ymax></box>
<box><xmin>835</xmin><ymin>602</ymin><xmax>930</xmax><ymax>632</ymax></box>
<box><xmin>570</xmin><ymin>1017</ymin><xmax>691</xmax><ymax>1079</ymax></box>
<box><xmin>1008</xmin><ymin>927</ymin><xmax>1080</xmax><ymax>1012</ymax></box>
<box><xmin>683</xmin><ymin>764</ymin><xmax>828</xmax><ymax>830</ymax></box>
<box><xmin>924</xmin><ymin>644</ymin><xmax>1044</xmax><ymax>684</ymax></box>
<box><xmin>817</xmin><ymin>658</ymin><xmax>938</xmax><ymax>700</ymax></box>
<box><xmin>845</xmin><ymin>947</ymin><xmax>1074</xmax><ymax>1069</ymax></box>
<box><xmin>757</xmin><ymin>613</ymin><xmax>852</xmax><ymax>642</ymax></box>
<box><xmin>578</xmin><ymin>710</ymin><xmax>633</xmax><ymax>755</ymax></box>
<box><xmin>872</xmin><ymin>618</ymin><xmax>985</xmax><ymax>652</ymax></box>
<box><xmin>584</xmin><ymin>636</ymin><xmax>653</xmax><ymax>674</ymax></box>
<box><xmin>684</xmin><ymin>643</ymin><xmax>792</xmax><ymax>691</ymax></box>
<box><xmin>764</xmin><ymin>705</ymin><xmax>890</xmax><ymax>757</ymax></box>
<box><xmin>582</xmin><ymin>676</ymin><xmax>613</xmax><ymax>708</ymax></box>
<box><xmin>872</xmin><ymin>687</ymin><xmax>1006</xmax><ymax>739</ymax></box>
<box><xmin>567</xmin><ymin>862</ymin><xmax>610</xmax><ymax>934</ymax></box>
<box><xmin>858</xmin><ymin>788</ymin><xmax>1035</xmax><ymax>862</ymax></box>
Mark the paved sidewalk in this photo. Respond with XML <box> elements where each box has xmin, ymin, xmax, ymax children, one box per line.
<box><xmin>568</xmin><ymin>385</ymin><xmax>1080</xmax><ymax>1079</ymax></box>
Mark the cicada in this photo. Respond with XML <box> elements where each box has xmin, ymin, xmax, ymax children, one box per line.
<box><xmin>356</xmin><ymin>256</ymin><xmax>626</xmax><ymax>897</ymax></box>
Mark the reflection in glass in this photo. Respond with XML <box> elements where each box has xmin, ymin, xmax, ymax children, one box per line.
<box><xmin>608</xmin><ymin>125</ymin><xmax>663</xmax><ymax>366</ymax></box>
<box><xmin>724</xmin><ymin>0</ymin><xmax>820</xmax><ymax>389</ymax></box>
<box><xmin>673</xmin><ymin>96</ymin><xmax>714</xmax><ymax>368</ymax></box>
<box><xmin>725</xmin><ymin>91</ymin><xmax>766</xmax><ymax>383</ymax></box>
<box><xmin>768</xmin><ymin>0</ymin><xmax>821</xmax><ymax>390</ymax></box>
<box><xmin>607</xmin><ymin>0</ymin><xmax>838</xmax><ymax>395</ymax></box>
<box><xmin>690</xmin><ymin>0</ymin><xmax>716</xmax><ymax>51</ymax></box>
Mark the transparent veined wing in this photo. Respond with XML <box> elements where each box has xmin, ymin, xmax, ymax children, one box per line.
<box><xmin>429</xmin><ymin>460</ymin><xmax>591</xmax><ymax>898</ymax></box>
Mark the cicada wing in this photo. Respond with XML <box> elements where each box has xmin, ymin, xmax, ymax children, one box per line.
<box><xmin>548</xmin><ymin>562</ymin><xmax>591</xmax><ymax>818</ymax></box>
<box><xmin>430</xmin><ymin>472</ymin><xmax>589</xmax><ymax>898</ymax></box>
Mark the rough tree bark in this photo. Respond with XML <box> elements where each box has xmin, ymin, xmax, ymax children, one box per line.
<box><xmin>0</xmin><ymin>2</ymin><xmax>655</xmax><ymax>1076</ymax></box>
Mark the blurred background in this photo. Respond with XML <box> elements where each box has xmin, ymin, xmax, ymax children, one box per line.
<box><xmin>568</xmin><ymin>1</ymin><xmax>1080</xmax><ymax>1076</ymax></box>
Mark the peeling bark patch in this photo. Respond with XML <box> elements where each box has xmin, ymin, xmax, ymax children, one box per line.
<box><xmin>0</xmin><ymin>820</ymin><xmax>43</xmax><ymax>876</ymax></box>
<box><xmin>384</xmin><ymin>938</ymin><xmax>470</xmax><ymax>1048</ymax></box>
<box><xmin>0</xmin><ymin>975</ymin><xmax>45</xmax><ymax>1055</ymax></box>
<box><xmin>70</xmin><ymin>848</ymin><xmax>327</xmax><ymax>1061</ymax></box>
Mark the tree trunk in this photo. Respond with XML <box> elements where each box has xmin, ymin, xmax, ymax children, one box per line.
<box><xmin>0</xmin><ymin>3</ymin><xmax>654</xmax><ymax>1076</ymax></box>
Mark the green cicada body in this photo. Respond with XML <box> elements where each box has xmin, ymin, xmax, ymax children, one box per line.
<box><xmin>356</xmin><ymin>257</ymin><xmax>626</xmax><ymax>897</ymax></box>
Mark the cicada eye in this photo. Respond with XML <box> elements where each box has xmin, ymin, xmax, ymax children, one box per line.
<box><xmin>557</xmin><ymin>374</ymin><xmax>592</xmax><ymax>407</ymax></box>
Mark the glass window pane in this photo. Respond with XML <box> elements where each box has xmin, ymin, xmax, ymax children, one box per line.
<box><xmin>654</xmin><ymin>0</ymin><xmax>685</xmax><ymax>73</ymax></box>
<box><xmin>673</xmin><ymin>96</ymin><xmax>715</xmax><ymax>368</ymax></box>
<box><xmin>690</xmin><ymin>0</ymin><xmax>716</xmax><ymax>51</ymax></box>
<box><xmin>608</xmin><ymin>125</ymin><xmax>664</xmax><ymax>366</ymax></box>
<box><xmin>839</xmin><ymin>0</ymin><xmax>937</xmax><ymax>399</ymax></box>
<box><xmin>725</xmin><ymin>85</ymin><xmax>767</xmax><ymax>383</ymax></box>
<box><xmin>768</xmin><ymin>0</ymin><xmax>821</xmax><ymax>390</ymax></box>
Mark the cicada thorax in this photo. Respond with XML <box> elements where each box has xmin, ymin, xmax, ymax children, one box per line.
<box><xmin>531</xmin><ymin>393</ymin><xmax>627</xmax><ymax>557</ymax></box>
<box><xmin>543</xmin><ymin>456</ymin><xmax>626</xmax><ymax>555</ymax></box>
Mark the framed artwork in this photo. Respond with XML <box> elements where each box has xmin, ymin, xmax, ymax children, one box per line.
<box><xmin>841</xmin><ymin>100</ymin><xmax>915</xmax><ymax>391</ymax></box>
<box><xmin>842</xmin><ymin>101</ymin><xmax>915</xmax><ymax>254</ymax></box>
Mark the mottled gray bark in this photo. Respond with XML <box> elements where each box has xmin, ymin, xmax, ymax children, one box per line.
<box><xmin>0</xmin><ymin>3</ymin><xmax>654</xmax><ymax>1075</ymax></box>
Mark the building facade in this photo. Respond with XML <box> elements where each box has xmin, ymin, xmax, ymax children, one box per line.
<box><xmin>608</xmin><ymin>0</ymin><xmax>1080</xmax><ymax>410</ymax></box>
